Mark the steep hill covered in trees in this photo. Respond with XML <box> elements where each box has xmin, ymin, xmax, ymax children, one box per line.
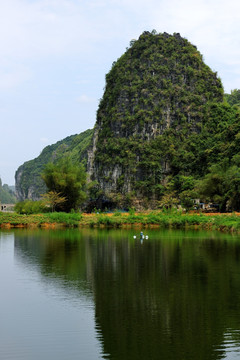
<box><xmin>15</xmin><ymin>129</ymin><xmax>93</xmax><ymax>200</ymax></box>
<box><xmin>87</xmin><ymin>31</ymin><xmax>225</xmax><ymax>208</ymax></box>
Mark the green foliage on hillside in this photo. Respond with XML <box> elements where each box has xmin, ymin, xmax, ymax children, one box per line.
<box><xmin>15</xmin><ymin>129</ymin><xmax>93</xmax><ymax>201</ymax></box>
<box><xmin>0</xmin><ymin>179</ymin><xmax>16</xmax><ymax>204</ymax></box>
<box><xmin>225</xmin><ymin>89</ymin><xmax>240</xmax><ymax>108</ymax></box>
<box><xmin>137</xmin><ymin>101</ymin><xmax>240</xmax><ymax>210</ymax></box>
<box><xmin>42</xmin><ymin>157</ymin><xmax>87</xmax><ymax>212</ymax></box>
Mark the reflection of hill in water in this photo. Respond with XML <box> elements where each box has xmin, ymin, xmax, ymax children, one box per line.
<box><xmin>14</xmin><ymin>229</ymin><xmax>95</xmax><ymax>299</ymax></box>
<box><xmin>14</xmin><ymin>229</ymin><xmax>240</xmax><ymax>360</ymax></box>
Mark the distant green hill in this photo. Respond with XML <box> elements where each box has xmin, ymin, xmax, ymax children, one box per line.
<box><xmin>15</xmin><ymin>129</ymin><xmax>93</xmax><ymax>200</ymax></box>
<box><xmin>0</xmin><ymin>179</ymin><xmax>16</xmax><ymax>204</ymax></box>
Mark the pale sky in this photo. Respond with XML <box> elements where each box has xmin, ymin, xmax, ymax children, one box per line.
<box><xmin>1</xmin><ymin>0</ymin><xmax>240</xmax><ymax>185</ymax></box>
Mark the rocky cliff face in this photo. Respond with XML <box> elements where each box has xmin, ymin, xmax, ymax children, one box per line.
<box><xmin>87</xmin><ymin>31</ymin><xmax>223</xmax><ymax>207</ymax></box>
<box><xmin>15</xmin><ymin>167</ymin><xmax>44</xmax><ymax>201</ymax></box>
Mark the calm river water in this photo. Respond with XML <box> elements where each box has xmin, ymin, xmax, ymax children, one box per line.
<box><xmin>1</xmin><ymin>228</ymin><xmax>240</xmax><ymax>359</ymax></box>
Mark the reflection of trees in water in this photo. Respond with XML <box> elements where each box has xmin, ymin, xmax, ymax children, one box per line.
<box><xmin>14</xmin><ymin>229</ymin><xmax>240</xmax><ymax>360</ymax></box>
<box><xmin>93</xmin><ymin>233</ymin><xmax>240</xmax><ymax>360</ymax></box>
<box><xmin>14</xmin><ymin>228</ymin><xmax>95</xmax><ymax>298</ymax></box>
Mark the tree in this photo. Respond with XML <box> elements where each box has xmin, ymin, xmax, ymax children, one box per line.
<box><xmin>158</xmin><ymin>178</ymin><xmax>179</xmax><ymax>209</ymax></box>
<box><xmin>195</xmin><ymin>164</ymin><xmax>226</xmax><ymax>210</ymax></box>
<box><xmin>41</xmin><ymin>191</ymin><xmax>66</xmax><ymax>212</ymax></box>
<box><xmin>225</xmin><ymin>89</ymin><xmax>240</xmax><ymax>107</ymax></box>
<box><xmin>195</xmin><ymin>162</ymin><xmax>240</xmax><ymax>211</ymax></box>
<box><xmin>224</xmin><ymin>166</ymin><xmax>240</xmax><ymax>211</ymax></box>
<box><xmin>159</xmin><ymin>191</ymin><xmax>179</xmax><ymax>209</ymax></box>
<box><xmin>42</xmin><ymin>157</ymin><xmax>87</xmax><ymax>212</ymax></box>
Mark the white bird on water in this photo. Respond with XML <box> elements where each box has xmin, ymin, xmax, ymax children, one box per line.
<box><xmin>133</xmin><ymin>233</ymin><xmax>148</xmax><ymax>239</ymax></box>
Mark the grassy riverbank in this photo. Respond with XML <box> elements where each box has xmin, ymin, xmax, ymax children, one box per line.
<box><xmin>1</xmin><ymin>210</ymin><xmax>240</xmax><ymax>233</ymax></box>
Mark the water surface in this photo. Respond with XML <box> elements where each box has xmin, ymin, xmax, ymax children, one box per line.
<box><xmin>1</xmin><ymin>228</ymin><xmax>240</xmax><ymax>359</ymax></box>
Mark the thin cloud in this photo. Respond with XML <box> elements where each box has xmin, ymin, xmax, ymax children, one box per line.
<box><xmin>0</xmin><ymin>0</ymin><xmax>96</xmax><ymax>60</ymax></box>
<box><xmin>0</xmin><ymin>62</ymin><xmax>32</xmax><ymax>90</ymax></box>
<box><xmin>76</xmin><ymin>95</ymin><xmax>96</xmax><ymax>104</ymax></box>
<box><xmin>40</xmin><ymin>137</ymin><xmax>49</xmax><ymax>143</ymax></box>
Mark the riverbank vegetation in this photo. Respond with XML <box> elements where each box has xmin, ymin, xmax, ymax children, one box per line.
<box><xmin>1</xmin><ymin>210</ymin><xmax>240</xmax><ymax>233</ymax></box>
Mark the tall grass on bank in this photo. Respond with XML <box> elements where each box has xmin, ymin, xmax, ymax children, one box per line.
<box><xmin>46</xmin><ymin>212</ymin><xmax>82</xmax><ymax>225</ymax></box>
<box><xmin>1</xmin><ymin>210</ymin><xmax>240</xmax><ymax>233</ymax></box>
<box><xmin>0</xmin><ymin>212</ymin><xmax>82</xmax><ymax>228</ymax></box>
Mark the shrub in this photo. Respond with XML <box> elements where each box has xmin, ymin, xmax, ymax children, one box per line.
<box><xmin>15</xmin><ymin>200</ymin><xmax>47</xmax><ymax>214</ymax></box>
